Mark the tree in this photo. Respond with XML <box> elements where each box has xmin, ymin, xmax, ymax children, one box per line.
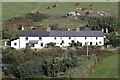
<box><xmin>2</xmin><ymin>24</ymin><xmax>19</xmax><ymax>40</ymax></box>
<box><xmin>2</xmin><ymin>51</ymin><xmax>21</xmax><ymax>65</ymax></box>
<box><xmin>109</xmin><ymin>37</ymin><xmax>120</xmax><ymax>47</ymax></box>
<box><xmin>86</xmin><ymin>16</ymin><xmax>118</xmax><ymax>32</ymax></box>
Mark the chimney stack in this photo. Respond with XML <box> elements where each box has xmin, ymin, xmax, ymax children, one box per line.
<box><xmin>47</xmin><ymin>26</ymin><xmax>51</xmax><ymax>31</ymax></box>
<box><xmin>106</xmin><ymin>28</ymin><xmax>108</xmax><ymax>33</ymax></box>
<box><xmin>76</xmin><ymin>27</ymin><xmax>80</xmax><ymax>31</ymax></box>
<box><xmin>102</xmin><ymin>28</ymin><xmax>104</xmax><ymax>32</ymax></box>
<box><xmin>21</xmin><ymin>26</ymin><xmax>24</xmax><ymax>30</ymax></box>
<box><xmin>68</xmin><ymin>28</ymin><xmax>70</xmax><ymax>31</ymax></box>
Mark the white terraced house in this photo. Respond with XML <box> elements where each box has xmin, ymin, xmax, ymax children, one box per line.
<box><xmin>11</xmin><ymin>28</ymin><xmax>105</xmax><ymax>49</ymax></box>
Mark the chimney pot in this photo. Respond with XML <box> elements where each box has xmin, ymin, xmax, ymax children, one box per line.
<box><xmin>68</xmin><ymin>28</ymin><xmax>70</xmax><ymax>31</ymax></box>
<box><xmin>102</xmin><ymin>28</ymin><xmax>104</xmax><ymax>32</ymax></box>
<box><xmin>21</xmin><ymin>26</ymin><xmax>24</xmax><ymax>30</ymax></box>
<box><xmin>47</xmin><ymin>26</ymin><xmax>51</xmax><ymax>31</ymax></box>
<box><xmin>106</xmin><ymin>28</ymin><xmax>108</xmax><ymax>33</ymax></box>
<box><xmin>76</xmin><ymin>27</ymin><xmax>80</xmax><ymax>31</ymax></box>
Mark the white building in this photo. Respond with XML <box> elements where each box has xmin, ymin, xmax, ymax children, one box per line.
<box><xmin>11</xmin><ymin>29</ymin><xmax>104</xmax><ymax>49</ymax></box>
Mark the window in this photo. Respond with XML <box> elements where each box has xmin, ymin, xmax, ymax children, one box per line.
<box><xmin>96</xmin><ymin>37</ymin><xmax>98</xmax><ymax>40</ymax></box>
<box><xmin>85</xmin><ymin>37</ymin><xmax>87</xmax><ymax>40</ymax></box>
<box><xmin>14</xmin><ymin>43</ymin><xmax>17</xmax><ymax>46</ymax></box>
<box><xmin>99</xmin><ymin>41</ymin><xmax>102</xmax><ymax>44</ymax></box>
<box><xmin>96</xmin><ymin>42</ymin><xmax>98</xmax><ymax>45</ymax></box>
<box><xmin>26</xmin><ymin>37</ymin><xmax>28</xmax><ymax>40</ymax></box>
<box><xmin>85</xmin><ymin>42</ymin><xmax>87</xmax><ymax>45</ymax></box>
<box><xmin>60</xmin><ymin>43</ymin><xmax>62</xmax><ymax>45</ymax></box>
<box><xmin>69</xmin><ymin>37</ymin><xmax>71</xmax><ymax>39</ymax></box>
<box><xmin>31</xmin><ymin>44</ymin><xmax>34</xmax><ymax>47</ymax></box>
<box><xmin>41</xmin><ymin>43</ymin><xmax>43</xmax><ymax>46</ymax></box>
<box><xmin>26</xmin><ymin>43</ymin><xmax>28</xmax><ymax>46</ymax></box>
<box><xmin>69</xmin><ymin>43</ymin><xmax>71</xmax><ymax>45</ymax></box>
<box><xmin>60</xmin><ymin>37</ymin><xmax>62</xmax><ymax>39</ymax></box>
<box><xmin>54</xmin><ymin>37</ymin><xmax>56</xmax><ymax>40</ymax></box>
<box><xmin>39</xmin><ymin>37</ymin><xmax>42</xmax><ymax>40</ymax></box>
<box><xmin>90</xmin><ymin>42</ymin><xmax>92</xmax><ymax>45</ymax></box>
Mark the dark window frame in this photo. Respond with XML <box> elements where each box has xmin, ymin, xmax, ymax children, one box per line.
<box><xmin>31</xmin><ymin>44</ymin><xmax>35</xmax><ymax>47</ymax></box>
<box><xmin>26</xmin><ymin>37</ymin><xmax>28</xmax><ymax>40</ymax></box>
<box><xmin>26</xmin><ymin>43</ymin><xmax>28</xmax><ymax>46</ymax></box>
<box><xmin>39</xmin><ymin>37</ymin><xmax>42</xmax><ymax>40</ymax></box>
<box><xmin>90</xmin><ymin>42</ymin><xmax>92</xmax><ymax>45</ymax></box>
<box><xmin>96</xmin><ymin>42</ymin><xmax>98</xmax><ymax>45</ymax></box>
<box><xmin>99</xmin><ymin>41</ymin><xmax>102</xmax><ymax>44</ymax></box>
<box><xmin>96</xmin><ymin>37</ymin><xmax>98</xmax><ymax>40</ymax></box>
<box><xmin>69</xmin><ymin>37</ymin><xmax>71</xmax><ymax>39</ymax></box>
<box><xmin>41</xmin><ymin>43</ymin><xmax>43</xmax><ymax>46</ymax></box>
<box><xmin>14</xmin><ymin>43</ymin><xmax>17</xmax><ymax>46</ymax></box>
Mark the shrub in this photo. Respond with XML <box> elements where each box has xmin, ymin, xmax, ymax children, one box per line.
<box><xmin>3</xmin><ymin>48</ymin><xmax>103</xmax><ymax>78</ymax></box>
<box><xmin>25</xmin><ymin>13</ymin><xmax>49</xmax><ymax>22</ymax></box>
<box><xmin>45</xmin><ymin>42</ymin><xmax>56</xmax><ymax>48</ymax></box>
<box><xmin>49</xmin><ymin>23</ymin><xmax>59</xmax><ymax>30</ymax></box>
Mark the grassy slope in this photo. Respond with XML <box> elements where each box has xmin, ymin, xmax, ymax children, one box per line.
<box><xmin>2</xmin><ymin>2</ymin><xmax>37</xmax><ymax>21</ymax></box>
<box><xmin>89</xmin><ymin>54</ymin><xmax>118</xmax><ymax>78</ymax></box>
<box><xmin>2</xmin><ymin>2</ymin><xmax>118</xmax><ymax>28</ymax></box>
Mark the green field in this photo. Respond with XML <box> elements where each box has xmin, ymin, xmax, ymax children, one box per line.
<box><xmin>2</xmin><ymin>2</ymin><xmax>118</xmax><ymax>28</ymax></box>
<box><xmin>89</xmin><ymin>54</ymin><xmax>118</xmax><ymax>78</ymax></box>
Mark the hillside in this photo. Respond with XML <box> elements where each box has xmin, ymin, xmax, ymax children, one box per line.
<box><xmin>2</xmin><ymin>2</ymin><xmax>118</xmax><ymax>28</ymax></box>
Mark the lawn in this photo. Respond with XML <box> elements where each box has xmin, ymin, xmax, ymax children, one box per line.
<box><xmin>2</xmin><ymin>2</ymin><xmax>118</xmax><ymax>28</ymax></box>
<box><xmin>89</xmin><ymin>54</ymin><xmax>118</xmax><ymax>78</ymax></box>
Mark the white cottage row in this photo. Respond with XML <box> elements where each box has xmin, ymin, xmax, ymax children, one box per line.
<box><xmin>11</xmin><ymin>30</ymin><xmax>104</xmax><ymax>49</ymax></box>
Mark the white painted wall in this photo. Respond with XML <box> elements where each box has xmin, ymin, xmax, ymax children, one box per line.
<box><xmin>11</xmin><ymin>39</ymin><xmax>20</xmax><ymax>49</ymax></box>
<box><xmin>11</xmin><ymin>36</ymin><xmax>104</xmax><ymax>49</ymax></box>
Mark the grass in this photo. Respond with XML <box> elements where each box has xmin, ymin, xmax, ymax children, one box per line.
<box><xmin>2</xmin><ymin>2</ymin><xmax>118</xmax><ymax>28</ymax></box>
<box><xmin>0</xmin><ymin>41</ymin><xmax>4</xmax><ymax>46</ymax></box>
<box><xmin>2</xmin><ymin>2</ymin><xmax>37</xmax><ymax>21</ymax></box>
<box><xmin>89</xmin><ymin>54</ymin><xmax>118</xmax><ymax>78</ymax></box>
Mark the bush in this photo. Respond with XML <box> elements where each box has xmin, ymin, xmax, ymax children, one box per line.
<box><xmin>45</xmin><ymin>42</ymin><xmax>56</xmax><ymax>48</ymax></box>
<box><xmin>49</xmin><ymin>23</ymin><xmax>59</xmax><ymax>30</ymax></box>
<box><xmin>25</xmin><ymin>13</ymin><xmax>49</xmax><ymax>22</ymax></box>
<box><xmin>5</xmin><ymin>48</ymin><xmax>115</xmax><ymax>78</ymax></box>
<box><xmin>2</xmin><ymin>51</ymin><xmax>22</xmax><ymax>65</ymax></box>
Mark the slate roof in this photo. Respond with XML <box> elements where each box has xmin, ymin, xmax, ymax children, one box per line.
<box><xmin>20</xmin><ymin>30</ymin><xmax>104</xmax><ymax>37</ymax></box>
